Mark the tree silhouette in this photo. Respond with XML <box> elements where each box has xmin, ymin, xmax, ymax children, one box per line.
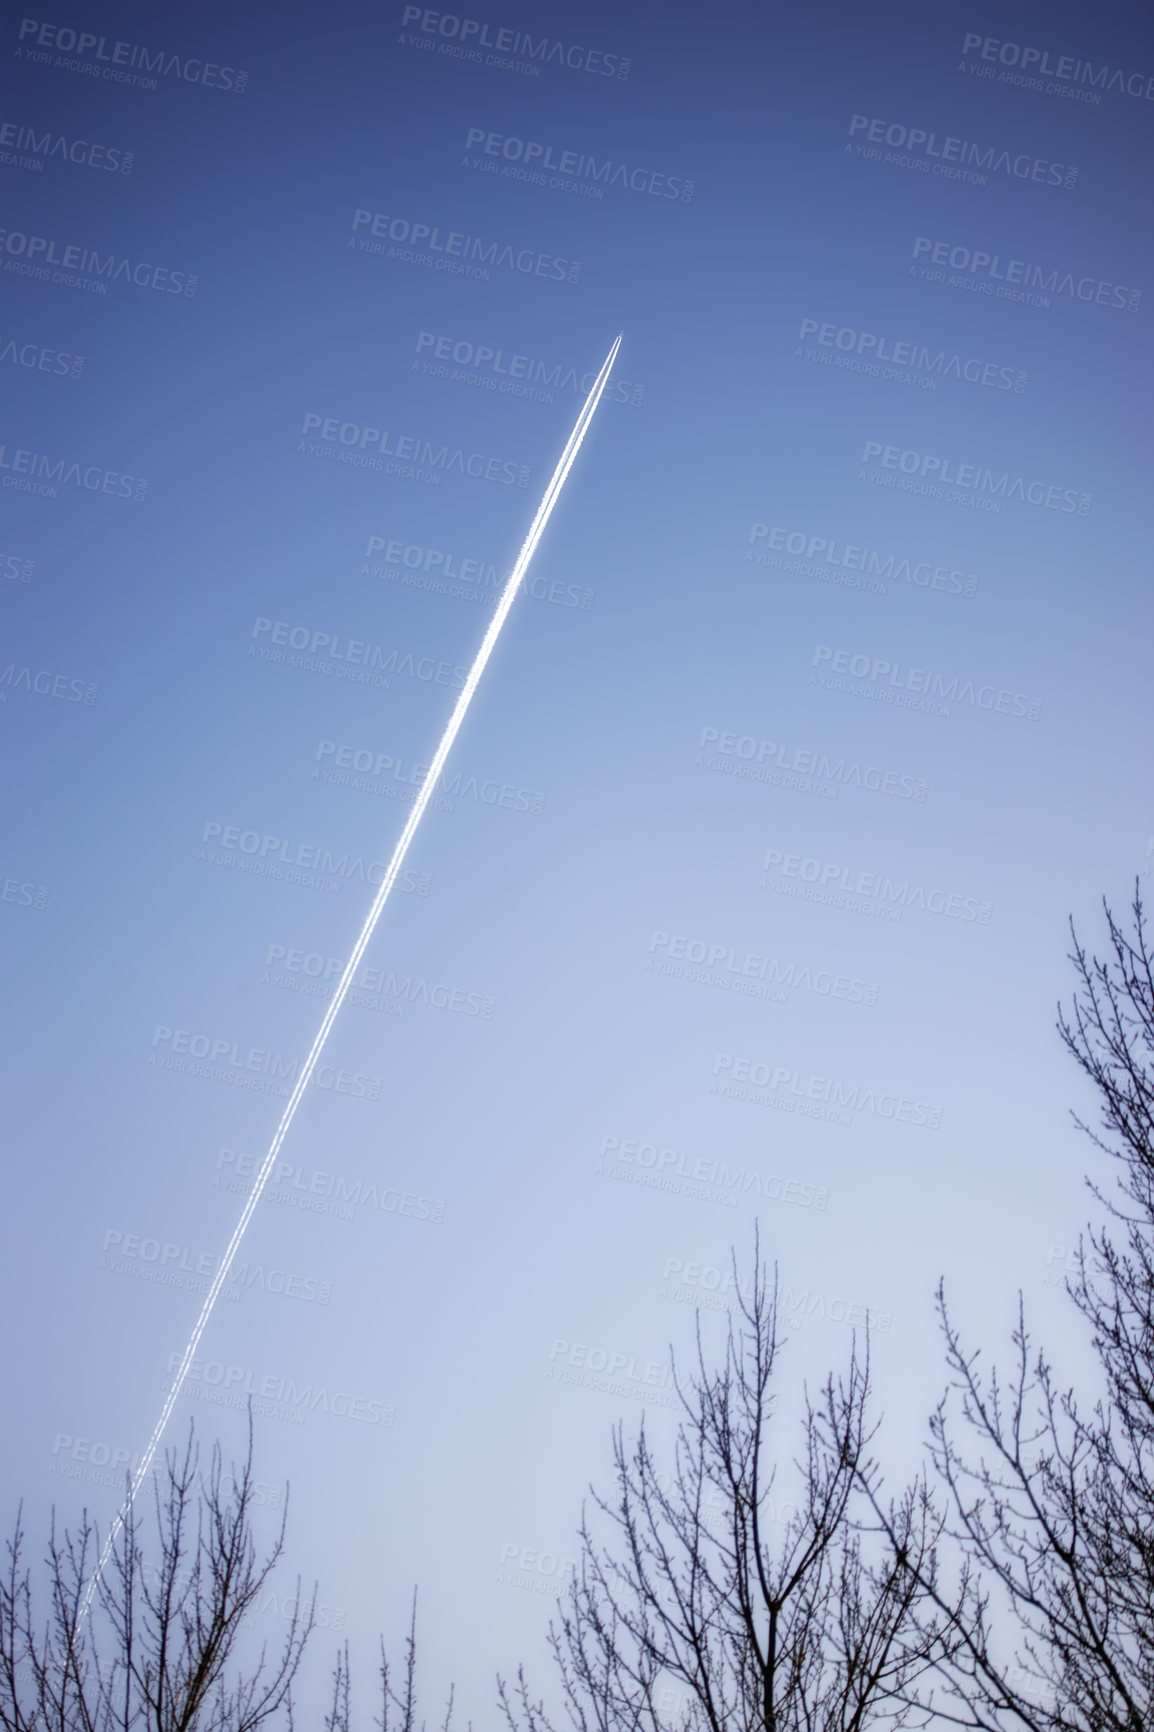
<box><xmin>0</xmin><ymin>1418</ymin><xmax>312</xmax><ymax>1732</ymax></box>
<box><xmin>887</xmin><ymin>887</ymin><xmax>1154</xmax><ymax>1731</ymax></box>
<box><xmin>322</xmin><ymin>1593</ymin><xmax>463</xmax><ymax>1732</ymax></box>
<box><xmin>501</xmin><ymin>1237</ymin><xmax>954</xmax><ymax>1732</ymax></box>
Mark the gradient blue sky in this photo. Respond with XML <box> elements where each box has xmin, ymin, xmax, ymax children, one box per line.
<box><xmin>2</xmin><ymin>0</ymin><xmax>1152</xmax><ymax>1716</ymax></box>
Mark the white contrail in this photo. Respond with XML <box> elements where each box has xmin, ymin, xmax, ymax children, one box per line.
<box><xmin>83</xmin><ymin>332</ymin><xmax>623</xmax><ymax>1612</ymax></box>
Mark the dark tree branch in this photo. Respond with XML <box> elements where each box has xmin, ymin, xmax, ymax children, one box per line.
<box><xmin>502</xmin><ymin>1231</ymin><xmax>953</xmax><ymax>1732</ymax></box>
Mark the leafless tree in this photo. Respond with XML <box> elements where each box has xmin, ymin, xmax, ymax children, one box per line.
<box><xmin>0</xmin><ymin>1417</ymin><xmax>313</xmax><ymax>1732</ymax></box>
<box><xmin>500</xmin><ymin>1237</ymin><xmax>954</xmax><ymax>1732</ymax></box>
<box><xmin>322</xmin><ymin>1593</ymin><xmax>462</xmax><ymax>1732</ymax></box>
<box><xmin>904</xmin><ymin>886</ymin><xmax>1154</xmax><ymax>1731</ymax></box>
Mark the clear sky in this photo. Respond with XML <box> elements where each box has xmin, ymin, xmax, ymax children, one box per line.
<box><xmin>2</xmin><ymin>0</ymin><xmax>1152</xmax><ymax>1718</ymax></box>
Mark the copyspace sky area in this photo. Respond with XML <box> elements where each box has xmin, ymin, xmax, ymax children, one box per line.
<box><xmin>2</xmin><ymin>0</ymin><xmax>1152</xmax><ymax>1716</ymax></box>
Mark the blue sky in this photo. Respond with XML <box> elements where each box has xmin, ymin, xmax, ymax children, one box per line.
<box><xmin>2</xmin><ymin>0</ymin><xmax>1152</xmax><ymax>1715</ymax></box>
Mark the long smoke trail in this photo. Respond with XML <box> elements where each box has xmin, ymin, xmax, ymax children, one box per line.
<box><xmin>85</xmin><ymin>331</ymin><xmax>623</xmax><ymax>1609</ymax></box>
